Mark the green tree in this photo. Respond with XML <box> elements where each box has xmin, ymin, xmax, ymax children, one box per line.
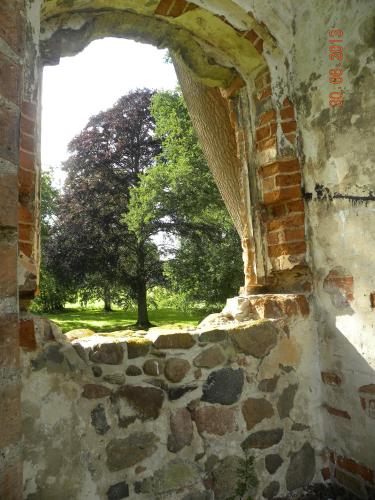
<box><xmin>40</xmin><ymin>169</ymin><xmax>60</xmax><ymax>240</ymax></box>
<box><xmin>32</xmin><ymin>171</ymin><xmax>75</xmax><ymax>312</ymax></box>
<box><xmin>126</xmin><ymin>90</ymin><xmax>243</xmax><ymax>305</ymax></box>
<box><xmin>46</xmin><ymin>89</ymin><xmax>163</xmax><ymax>327</ymax></box>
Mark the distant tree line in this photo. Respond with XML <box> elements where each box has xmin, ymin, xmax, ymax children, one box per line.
<box><xmin>36</xmin><ymin>88</ymin><xmax>243</xmax><ymax>328</ymax></box>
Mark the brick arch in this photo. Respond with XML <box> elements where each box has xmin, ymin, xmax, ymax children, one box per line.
<box><xmin>35</xmin><ymin>0</ymin><xmax>308</xmax><ymax>293</ymax></box>
<box><xmin>4</xmin><ymin>0</ymin><xmax>309</xmax><ymax>318</ymax></box>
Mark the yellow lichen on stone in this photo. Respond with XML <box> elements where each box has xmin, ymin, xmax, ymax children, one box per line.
<box><xmin>170</xmin><ymin>9</ymin><xmax>264</xmax><ymax>78</ymax></box>
<box><xmin>125</xmin><ymin>336</ymin><xmax>152</xmax><ymax>346</ymax></box>
<box><xmin>65</xmin><ymin>328</ymin><xmax>95</xmax><ymax>341</ymax></box>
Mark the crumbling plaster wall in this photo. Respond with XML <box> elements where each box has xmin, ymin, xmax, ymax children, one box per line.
<box><xmin>207</xmin><ymin>0</ymin><xmax>375</xmax><ymax>488</ymax></box>
<box><xmin>285</xmin><ymin>2</ymin><xmax>375</xmax><ymax>487</ymax></box>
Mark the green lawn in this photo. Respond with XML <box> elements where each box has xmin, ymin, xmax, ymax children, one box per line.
<box><xmin>40</xmin><ymin>305</ymin><xmax>204</xmax><ymax>333</ymax></box>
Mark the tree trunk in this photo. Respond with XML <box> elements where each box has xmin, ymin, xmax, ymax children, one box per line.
<box><xmin>135</xmin><ymin>243</ymin><xmax>151</xmax><ymax>329</ymax></box>
<box><xmin>103</xmin><ymin>288</ymin><xmax>112</xmax><ymax>312</ymax></box>
<box><xmin>136</xmin><ymin>279</ymin><xmax>150</xmax><ymax>329</ymax></box>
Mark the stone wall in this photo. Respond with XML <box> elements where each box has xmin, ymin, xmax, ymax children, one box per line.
<box><xmin>22</xmin><ymin>296</ymin><xmax>324</xmax><ymax>499</ymax></box>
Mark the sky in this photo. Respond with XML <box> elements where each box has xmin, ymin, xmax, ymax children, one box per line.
<box><xmin>41</xmin><ymin>38</ymin><xmax>178</xmax><ymax>187</ymax></box>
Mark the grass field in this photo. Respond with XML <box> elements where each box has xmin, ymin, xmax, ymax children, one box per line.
<box><xmin>40</xmin><ymin>304</ymin><xmax>205</xmax><ymax>333</ymax></box>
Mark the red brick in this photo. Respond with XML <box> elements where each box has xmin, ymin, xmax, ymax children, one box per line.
<box><xmin>285</xmin><ymin>132</ymin><xmax>296</xmax><ymax>144</ymax></box>
<box><xmin>257</xmin><ymin>136</ymin><xmax>276</xmax><ymax>152</ymax></box>
<box><xmin>0</xmin><ymin>106</ymin><xmax>19</xmax><ymax>163</ymax></box>
<box><xmin>20</xmin><ymin>132</ymin><xmax>34</xmax><ymax>153</ymax></box>
<box><xmin>19</xmin><ymin>150</ymin><xmax>34</xmax><ymax>170</ymax></box>
<box><xmin>296</xmin><ymin>295</ymin><xmax>310</xmax><ymax>315</ymax></box>
<box><xmin>267</xmin><ymin>231</ymin><xmax>280</xmax><ymax>245</ymax></box>
<box><xmin>18</xmin><ymin>203</ymin><xmax>33</xmax><ymax>223</ymax></box>
<box><xmin>281</xmin><ymin>120</ymin><xmax>297</xmax><ymax>134</ymax></box>
<box><xmin>268</xmin><ymin>241</ymin><xmax>306</xmax><ymax>258</ymax></box>
<box><xmin>282</xmin><ymin>97</ymin><xmax>293</xmax><ymax>108</ymax></box>
<box><xmin>280</xmin><ymin>106</ymin><xmax>295</xmax><ymax>120</ymax></box>
<box><xmin>254</xmin><ymin>38</ymin><xmax>263</xmax><ymax>54</ymax></box>
<box><xmin>358</xmin><ymin>384</ymin><xmax>375</xmax><ymax>394</ymax></box>
<box><xmin>18</xmin><ymin>167</ymin><xmax>35</xmax><ymax>194</ymax></box>
<box><xmin>336</xmin><ymin>455</ymin><xmax>374</xmax><ymax>484</ymax></box>
<box><xmin>18</xmin><ymin>223</ymin><xmax>33</xmax><ymax>242</ymax></box>
<box><xmin>258</xmin><ymin>109</ymin><xmax>276</xmax><ymax>126</ymax></box>
<box><xmin>257</xmin><ymin>85</ymin><xmax>272</xmax><ymax>101</ymax></box>
<box><xmin>244</xmin><ymin>29</ymin><xmax>258</xmax><ymax>44</ymax></box>
<box><xmin>321</xmin><ymin>371</ymin><xmax>342</xmax><ymax>386</ymax></box>
<box><xmin>19</xmin><ymin>241</ymin><xmax>32</xmax><ymax>256</ymax></box>
<box><xmin>169</xmin><ymin>0</ymin><xmax>187</xmax><ymax>17</ymax></box>
<box><xmin>283</xmin><ymin>227</ymin><xmax>305</xmax><ymax>242</ymax></box>
<box><xmin>0</xmin><ymin>52</ymin><xmax>20</xmax><ymax>104</ymax></box>
<box><xmin>324</xmin><ymin>404</ymin><xmax>351</xmax><ymax>419</ymax></box>
<box><xmin>267</xmin><ymin>213</ymin><xmax>305</xmax><ymax>232</ymax></box>
<box><xmin>323</xmin><ymin>268</ymin><xmax>353</xmax><ymax>304</ymax></box>
<box><xmin>0</xmin><ymin>384</ymin><xmax>21</xmax><ymax>448</ymax></box>
<box><xmin>260</xmin><ymin>159</ymin><xmax>300</xmax><ymax>177</ymax></box>
<box><xmin>287</xmin><ymin>199</ymin><xmax>305</xmax><ymax>213</ymax></box>
<box><xmin>321</xmin><ymin>467</ymin><xmax>331</xmax><ymax>481</ymax></box>
<box><xmin>20</xmin><ymin>114</ymin><xmax>35</xmax><ymax>136</ymax></box>
<box><xmin>21</xmin><ymin>101</ymin><xmax>37</xmax><ymax>120</ymax></box>
<box><xmin>263</xmin><ymin>176</ymin><xmax>275</xmax><ymax>192</ymax></box>
<box><xmin>340</xmin><ymin>458</ymin><xmax>371</xmax><ymax>481</ymax></box>
<box><xmin>0</xmin><ymin>0</ymin><xmax>25</xmax><ymax>56</ymax></box>
<box><xmin>275</xmin><ymin>173</ymin><xmax>301</xmax><ymax>187</ymax></box>
<box><xmin>256</xmin><ymin>125</ymin><xmax>272</xmax><ymax>142</ymax></box>
<box><xmin>263</xmin><ymin>185</ymin><xmax>302</xmax><ymax>205</ymax></box>
<box><xmin>283</xmin><ymin>300</ymin><xmax>298</xmax><ymax>316</ymax></box>
<box><xmin>221</xmin><ymin>74</ymin><xmax>246</xmax><ymax>98</ymax></box>
<box><xmin>270</xmin><ymin>203</ymin><xmax>287</xmax><ymax>217</ymax></box>
<box><xmin>0</xmin><ymin>172</ymin><xmax>17</xmax><ymax>226</ymax></box>
<box><xmin>155</xmin><ymin>0</ymin><xmax>173</xmax><ymax>15</ymax></box>
<box><xmin>19</xmin><ymin>319</ymin><xmax>36</xmax><ymax>351</ymax></box>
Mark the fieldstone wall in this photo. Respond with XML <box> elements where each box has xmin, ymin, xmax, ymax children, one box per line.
<box><xmin>21</xmin><ymin>295</ymin><xmax>325</xmax><ymax>499</ymax></box>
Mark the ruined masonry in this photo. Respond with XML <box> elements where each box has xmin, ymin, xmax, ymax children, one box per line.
<box><xmin>1</xmin><ymin>1</ymin><xmax>375</xmax><ymax>499</ymax></box>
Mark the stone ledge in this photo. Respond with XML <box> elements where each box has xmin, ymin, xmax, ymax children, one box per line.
<box><xmin>219</xmin><ymin>293</ymin><xmax>309</xmax><ymax>322</ymax></box>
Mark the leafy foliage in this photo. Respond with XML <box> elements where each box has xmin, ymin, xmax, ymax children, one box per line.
<box><xmin>126</xmin><ymin>90</ymin><xmax>243</xmax><ymax>304</ymax></box>
<box><xmin>37</xmin><ymin>88</ymin><xmax>243</xmax><ymax>320</ymax></box>
<box><xmin>227</xmin><ymin>451</ymin><xmax>258</xmax><ymax>500</ymax></box>
<box><xmin>44</xmin><ymin>89</ymin><xmax>163</xmax><ymax>326</ymax></box>
<box><xmin>31</xmin><ymin>171</ymin><xmax>75</xmax><ymax>313</ymax></box>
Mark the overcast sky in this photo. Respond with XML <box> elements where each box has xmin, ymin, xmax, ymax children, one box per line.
<box><xmin>41</xmin><ymin>38</ymin><xmax>178</xmax><ymax>187</ymax></box>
